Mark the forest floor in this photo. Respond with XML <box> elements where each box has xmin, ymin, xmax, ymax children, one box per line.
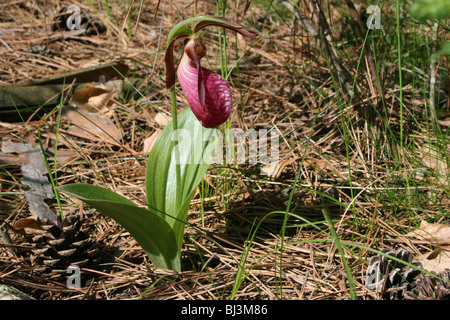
<box><xmin>0</xmin><ymin>0</ymin><xmax>449</xmax><ymax>300</ymax></box>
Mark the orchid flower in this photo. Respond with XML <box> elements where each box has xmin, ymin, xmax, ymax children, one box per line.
<box><xmin>165</xmin><ymin>17</ymin><xmax>259</xmax><ymax>128</ymax></box>
<box><xmin>56</xmin><ymin>18</ymin><xmax>258</xmax><ymax>273</ymax></box>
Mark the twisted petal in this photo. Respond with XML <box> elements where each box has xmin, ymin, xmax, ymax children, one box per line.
<box><xmin>165</xmin><ymin>32</ymin><xmax>191</xmax><ymax>89</ymax></box>
<box><xmin>177</xmin><ymin>39</ymin><xmax>232</xmax><ymax>128</ymax></box>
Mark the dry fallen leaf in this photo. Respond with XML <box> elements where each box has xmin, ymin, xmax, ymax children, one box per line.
<box><xmin>71</xmin><ymin>85</ymin><xmax>113</xmax><ymax>113</ymax></box>
<box><xmin>406</xmin><ymin>221</ymin><xmax>450</xmax><ymax>274</ymax></box>
<box><xmin>0</xmin><ymin>140</ymin><xmax>58</xmax><ymax>223</ymax></box>
<box><xmin>1</xmin><ymin>139</ymin><xmax>31</xmax><ymax>166</ymax></box>
<box><xmin>154</xmin><ymin>112</ymin><xmax>172</xmax><ymax>127</ymax></box>
<box><xmin>70</xmin><ymin>80</ymin><xmax>123</xmax><ymax>113</ymax></box>
<box><xmin>0</xmin><ymin>152</ymin><xmax>27</xmax><ymax>166</ymax></box>
<box><xmin>13</xmin><ymin>218</ymin><xmax>50</xmax><ymax>236</ymax></box>
<box><xmin>51</xmin><ymin>148</ymin><xmax>79</xmax><ymax>162</ymax></box>
<box><xmin>304</xmin><ymin>157</ymin><xmax>328</xmax><ymax>171</ymax></box>
<box><xmin>414</xmin><ymin>247</ymin><xmax>450</xmax><ymax>275</ymax></box>
<box><xmin>62</xmin><ymin>107</ymin><xmax>123</xmax><ymax>145</ymax></box>
<box><xmin>406</xmin><ymin>221</ymin><xmax>450</xmax><ymax>245</ymax></box>
<box><xmin>438</xmin><ymin>117</ymin><xmax>450</xmax><ymax>127</ymax></box>
<box><xmin>143</xmin><ymin>129</ymin><xmax>162</xmax><ymax>154</ymax></box>
<box><xmin>260</xmin><ymin>161</ymin><xmax>280</xmax><ymax>176</ymax></box>
<box><xmin>261</xmin><ymin>157</ymin><xmax>300</xmax><ymax>178</ymax></box>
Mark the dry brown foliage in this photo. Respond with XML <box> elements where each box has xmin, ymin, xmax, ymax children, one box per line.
<box><xmin>0</xmin><ymin>0</ymin><xmax>448</xmax><ymax>300</ymax></box>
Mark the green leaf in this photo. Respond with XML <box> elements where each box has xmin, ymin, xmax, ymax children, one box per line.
<box><xmin>58</xmin><ymin>184</ymin><xmax>180</xmax><ymax>271</ymax></box>
<box><xmin>146</xmin><ymin>108</ymin><xmax>218</xmax><ymax>250</ymax></box>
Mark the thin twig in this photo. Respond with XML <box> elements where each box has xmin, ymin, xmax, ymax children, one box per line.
<box><xmin>429</xmin><ymin>21</ymin><xmax>439</xmax><ymax>131</ymax></box>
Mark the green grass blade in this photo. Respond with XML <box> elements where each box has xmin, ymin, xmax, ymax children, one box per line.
<box><xmin>322</xmin><ymin>208</ymin><xmax>357</xmax><ymax>300</ymax></box>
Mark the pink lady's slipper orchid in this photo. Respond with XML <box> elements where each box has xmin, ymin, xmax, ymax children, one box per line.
<box><xmin>165</xmin><ymin>17</ymin><xmax>259</xmax><ymax>128</ymax></box>
<box><xmin>177</xmin><ymin>39</ymin><xmax>232</xmax><ymax>128</ymax></box>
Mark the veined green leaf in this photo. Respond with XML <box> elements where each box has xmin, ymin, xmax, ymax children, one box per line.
<box><xmin>58</xmin><ymin>184</ymin><xmax>180</xmax><ymax>271</ymax></box>
<box><xmin>146</xmin><ymin>108</ymin><xmax>218</xmax><ymax>250</ymax></box>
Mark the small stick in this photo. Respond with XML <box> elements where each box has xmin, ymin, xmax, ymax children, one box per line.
<box><xmin>429</xmin><ymin>22</ymin><xmax>439</xmax><ymax>131</ymax></box>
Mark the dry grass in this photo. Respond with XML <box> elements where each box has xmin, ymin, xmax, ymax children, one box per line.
<box><xmin>0</xmin><ymin>0</ymin><xmax>448</xmax><ymax>300</ymax></box>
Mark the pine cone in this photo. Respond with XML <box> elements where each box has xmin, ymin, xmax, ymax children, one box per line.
<box><xmin>25</xmin><ymin>212</ymin><xmax>103</xmax><ymax>278</ymax></box>
<box><xmin>365</xmin><ymin>248</ymin><xmax>423</xmax><ymax>300</ymax></box>
<box><xmin>404</xmin><ymin>269</ymin><xmax>450</xmax><ymax>300</ymax></box>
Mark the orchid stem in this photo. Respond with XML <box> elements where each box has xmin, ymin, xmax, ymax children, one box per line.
<box><xmin>170</xmin><ymin>87</ymin><xmax>182</xmax><ymax>213</ymax></box>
